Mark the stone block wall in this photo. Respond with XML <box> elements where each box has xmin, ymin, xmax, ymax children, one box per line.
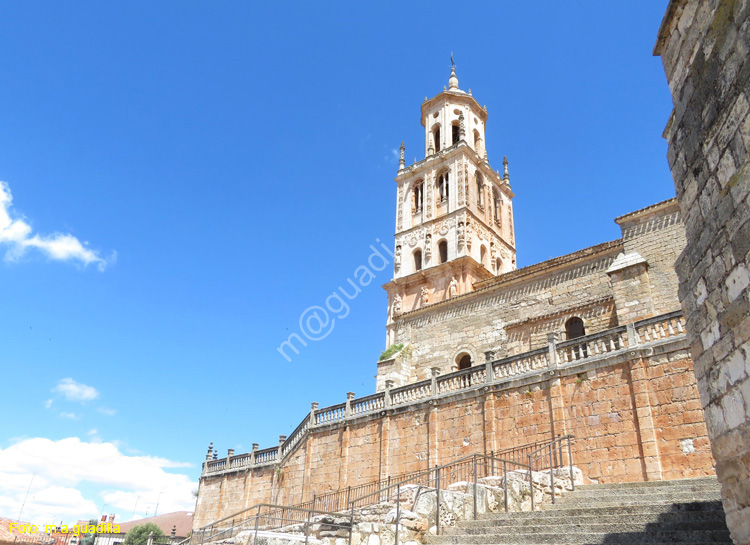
<box><xmin>654</xmin><ymin>1</ymin><xmax>750</xmax><ymax>543</ymax></box>
<box><xmin>194</xmin><ymin>343</ymin><xmax>714</xmax><ymax>528</ymax></box>
<box><xmin>386</xmin><ymin>199</ymin><xmax>686</xmax><ymax>385</ymax></box>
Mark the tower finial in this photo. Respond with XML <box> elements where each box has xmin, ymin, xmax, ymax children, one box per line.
<box><xmin>448</xmin><ymin>65</ymin><xmax>459</xmax><ymax>90</ymax></box>
<box><xmin>451</xmin><ymin>52</ymin><xmax>455</xmax><ymax>67</ymax></box>
<box><xmin>399</xmin><ymin>141</ymin><xmax>405</xmax><ymax>170</ymax></box>
<box><xmin>503</xmin><ymin>156</ymin><xmax>510</xmax><ymax>181</ymax></box>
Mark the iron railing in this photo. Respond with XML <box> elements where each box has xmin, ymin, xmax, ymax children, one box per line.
<box><xmin>194</xmin><ymin>504</ymin><xmax>352</xmax><ymax>545</ymax></box>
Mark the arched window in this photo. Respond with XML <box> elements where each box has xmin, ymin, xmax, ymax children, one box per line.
<box><xmin>495</xmin><ymin>257</ymin><xmax>502</xmax><ymax>273</ymax></box>
<box><xmin>493</xmin><ymin>188</ymin><xmax>501</xmax><ymax>224</ymax></box>
<box><xmin>413</xmin><ymin>181</ymin><xmax>423</xmax><ymax>213</ymax></box>
<box><xmin>414</xmin><ymin>249</ymin><xmax>422</xmax><ymax>271</ymax></box>
<box><xmin>473</xmin><ymin>129</ymin><xmax>481</xmax><ymax>154</ymax></box>
<box><xmin>451</xmin><ymin>122</ymin><xmax>460</xmax><ymax>144</ymax></box>
<box><xmin>476</xmin><ymin>172</ymin><xmax>484</xmax><ymax>208</ymax></box>
<box><xmin>437</xmin><ymin>172</ymin><xmax>449</xmax><ymax>203</ymax></box>
<box><xmin>480</xmin><ymin>246</ymin><xmax>487</xmax><ymax>267</ymax></box>
<box><xmin>433</xmin><ymin>126</ymin><xmax>441</xmax><ymax>152</ymax></box>
<box><xmin>438</xmin><ymin>240</ymin><xmax>448</xmax><ymax>263</ymax></box>
<box><xmin>565</xmin><ymin>317</ymin><xmax>586</xmax><ymax>339</ymax></box>
<box><xmin>457</xmin><ymin>353</ymin><xmax>472</xmax><ymax>370</ymax></box>
<box><xmin>565</xmin><ymin>317</ymin><xmax>587</xmax><ymax>359</ymax></box>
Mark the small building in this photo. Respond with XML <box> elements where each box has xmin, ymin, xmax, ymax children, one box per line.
<box><xmin>94</xmin><ymin>513</ymin><xmax>193</xmax><ymax>545</ymax></box>
<box><xmin>0</xmin><ymin>518</ymin><xmax>55</xmax><ymax>545</ymax></box>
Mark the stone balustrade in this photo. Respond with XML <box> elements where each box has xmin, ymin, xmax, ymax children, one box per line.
<box><xmin>202</xmin><ymin>310</ymin><xmax>688</xmax><ymax>477</ymax></box>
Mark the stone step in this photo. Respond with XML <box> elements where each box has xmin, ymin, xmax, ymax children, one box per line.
<box><xmin>446</xmin><ymin>520</ymin><xmax>729</xmax><ymax>535</ymax></box>
<box><xmin>465</xmin><ymin>510</ymin><xmax>725</xmax><ymax>527</ymax></box>
<box><xmin>427</xmin><ymin>535</ymin><xmax>734</xmax><ymax>545</ymax></box>
<box><xmin>543</xmin><ymin>493</ymin><xmax>721</xmax><ymax>508</ymax></box>
<box><xmin>479</xmin><ymin>502</ymin><xmax>724</xmax><ymax>520</ymax></box>
<box><xmin>427</xmin><ymin>529</ymin><xmax>732</xmax><ymax>544</ymax></box>
<box><xmin>576</xmin><ymin>478</ymin><xmax>718</xmax><ymax>490</ymax></box>
<box><xmin>571</xmin><ymin>484</ymin><xmax>720</xmax><ymax>496</ymax></box>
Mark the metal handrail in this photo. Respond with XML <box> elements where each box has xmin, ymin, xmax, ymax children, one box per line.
<box><xmin>195</xmin><ymin>503</ymin><xmax>353</xmax><ymax>545</ymax></box>
<box><xmin>345</xmin><ymin>434</ymin><xmax>575</xmax><ymax>541</ymax></box>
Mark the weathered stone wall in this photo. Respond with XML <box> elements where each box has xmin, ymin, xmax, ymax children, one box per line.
<box><xmin>194</xmin><ymin>344</ymin><xmax>714</xmax><ymax>528</ymax></box>
<box><xmin>387</xmin><ymin>200</ymin><xmax>686</xmax><ymax>385</ymax></box>
<box><xmin>654</xmin><ymin>1</ymin><xmax>750</xmax><ymax>543</ymax></box>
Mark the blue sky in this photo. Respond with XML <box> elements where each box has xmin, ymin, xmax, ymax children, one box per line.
<box><xmin>0</xmin><ymin>0</ymin><xmax>675</xmax><ymax>524</ymax></box>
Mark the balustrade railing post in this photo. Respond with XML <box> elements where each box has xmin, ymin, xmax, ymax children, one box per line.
<box><xmin>484</xmin><ymin>351</ymin><xmax>495</xmax><ymax>383</ymax></box>
<box><xmin>430</xmin><ymin>367</ymin><xmax>440</xmax><ymax>397</ymax></box>
<box><xmin>385</xmin><ymin>380</ymin><xmax>394</xmax><ymax>408</ymax></box>
<box><xmin>547</xmin><ymin>332</ymin><xmax>559</xmax><ymax>367</ymax></box>
<box><xmin>345</xmin><ymin>392</ymin><xmax>355</xmax><ymax>419</ymax></box>
<box><xmin>473</xmin><ymin>455</ymin><xmax>478</xmax><ymax>520</ymax></box>
<box><xmin>277</xmin><ymin>435</ymin><xmax>286</xmax><ymax>466</ymax></box>
<box><xmin>250</xmin><ymin>443</ymin><xmax>259</xmax><ymax>468</ymax></box>
<box><xmin>626</xmin><ymin>323</ymin><xmax>638</xmax><ymax>347</ymax></box>
<box><xmin>310</xmin><ymin>402</ymin><xmax>319</xmax><ymax>427</ymax></box>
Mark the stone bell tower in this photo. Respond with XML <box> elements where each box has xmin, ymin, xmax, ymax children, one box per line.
<box><xmin>383</xmin><ymin>65</ymin><xmax>517</xmax><ymax>348</ymax></box>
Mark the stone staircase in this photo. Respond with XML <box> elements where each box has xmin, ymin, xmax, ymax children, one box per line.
<box><xmin>429</xmin><ymin>477</ymin><xmax>731</xmax><ymax>545</ymax></box>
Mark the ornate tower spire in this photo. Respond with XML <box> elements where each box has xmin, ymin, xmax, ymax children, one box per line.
<box><xmin>503</xmin><ymin>156</ymin><xmax>510</xmax><ymax>181</ymax></box>
<box><xmin>399</xmin><ymin>141</ymin><xmax>405</xmax><ymax>170</ymax></box>
<box><xmin>448</xmin><ymin>65</ymin><xmax>459</xmax><ymax>91</ymax></box>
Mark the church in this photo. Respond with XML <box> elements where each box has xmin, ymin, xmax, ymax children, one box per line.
<box><xmin>192</xmin><ymin>67</ymin><xmax>715</xmax><ymax>528</ymax></box>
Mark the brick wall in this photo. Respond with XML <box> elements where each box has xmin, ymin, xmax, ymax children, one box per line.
<box><xmin>654</xmin><ymin>1</ymin><xmax>750</xmax><ymax>543</ymax></box>
<box><xmin>194</xmin><ymin>344</ymin><xmax>714</xmax><ymax>527</ymax></box>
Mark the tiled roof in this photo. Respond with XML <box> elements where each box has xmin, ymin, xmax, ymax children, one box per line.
<box><xmin>113</xmin><ymin>513</ymin><xmax>193</xmax><ymax>539</ymax></box>
<box><xmin>0</xmin><ymin>518</ymin><xmax>55</xmax><ymax>545</ymax></box>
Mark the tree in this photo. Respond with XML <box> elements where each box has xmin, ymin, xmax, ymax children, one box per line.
<box><xmin>79</xmin><ymin>520</ymin><xmax>98</xmax><ymax>545</ymax></box>
<box><xmin>123</xmin><ymin>524</ymin><xmax>165</xmax><ymax>545</ymax></box>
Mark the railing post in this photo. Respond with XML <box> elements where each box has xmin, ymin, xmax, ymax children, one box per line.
<box><xmin>568</xmin><ymin>436</ymin><xmax>575</xmax><ymax>491</ymax></box>
<box><xmin>435</xmin><ymin>466</ymin><xmax>441</xmax><ymax>535</ymax></box>
<box><xmin>304</xmin><ymin>509</ymin><xmax>311</xmax><ymax>545</ymax></box>
<box><xmin>250</xmin><ymin>443</ymin><xmax>259</xmax><ymax>467</ymax></box>
<box><xmin>484</xmin><ymin>351</ymin><xmax>495</xmax><ymax>383</ymax></box>
<box><xmin>473</xmin><ymin>455</ymin><xmax>478</xmax><ymax>520</ymax></box>
<box><xmin>277</xmin><ymin>435</ymin><xmax>286</xmax><ymax>465</ymax></box>
<box><xmin>385</xmin><ymin>380</ymin><xmax>394</xmax><ymax>408</ymax></box>
<box><xmin>550</xmin><ymin>448</ymin><xmax>555</xmax><ymax>504</ymax></box>
<box><xmin>503</xmin><ymin>460</ymin><xmax>508</xmax><ymax>512</ymax></box>
<box><xmin>528</xmin><ymin>454</ymin><xmax>534</xmax><ymax>511</ymax></box>
<box><xmin>348</xmin><ymin>509</ymin><xmax>354</xmax><ymax>545</ymax></box>
<box><xmin>345</xmin><ymin>392</ymin><xmax>355</xmax><ymax>419</ymax></box>
<box><xmin>431</xmin><ymin>367</ymin><xmax>440</xmax><ymax>397</ymax></box>
<box><xmin>395</xmin><ymin>483</ymin><xmax>400</xmax><ymax>545</ymax></box>
<box><xmin>227</xmin><ymin>448</ymin><xmax>234</xmax><ymax>470</ymax></box>
<box><xmin>148</xmin><ymin>532</ymin><xmax>154</xmax><ymax>545</ymax></box>
<box><xmin>310</xmin><ymin>402</ymin><xmax>319</xmax><ymax>427</ymax></box>
<box><xmin>626</xmin><ymin>323</ymin><xmax>638</xmax><ymax>347</ymax></box>
<box><xmin>547</xmin><ymin>332</ymin><xmax>559</xmax><ymax>367</ymax></box>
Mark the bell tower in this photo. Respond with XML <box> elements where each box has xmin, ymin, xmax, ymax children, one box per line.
<box><xmin>383</xmin><ymin>65</ymin><xmax>517</xmax><ymax>348</ymax></box>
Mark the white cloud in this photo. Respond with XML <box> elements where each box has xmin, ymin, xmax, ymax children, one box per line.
<box><xmin>98</xmin><ymin>407</ymin><xmax>117</xmax><ymax>416</ymax></box>
<box><xmin>0</xmin><ymin>181</ymin><xmax>111</xmax><ymax>270</ymax></box>
<box><xmin>44</xmin><ymin>399</ymin><xmax>53</xmax><ymax>409</ymax></box>
<box><xmin>52</xmin><ymin>378</ymin><xmax>99</xmax><ymax>402</ymax></box>
<box><xmin>0</xmin><ymin>437</ymin><xmax>196</xmax><ymax>524</ymax></box>
<box><xmin>58</xmin><ymin>412</ymin><xmax>81</xmax><ymax>420</ymax></box>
